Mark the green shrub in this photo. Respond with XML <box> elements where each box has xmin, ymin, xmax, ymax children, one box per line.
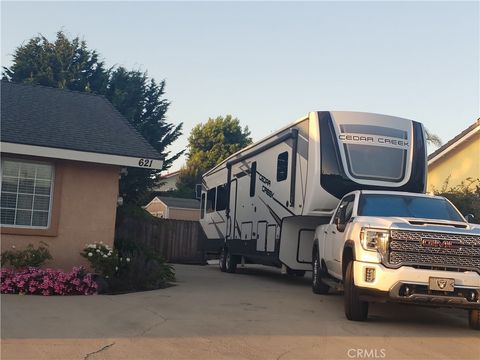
<box><xmin>432</xmin><ymin>177</ymin><xmax>480</xmax><ymax>224</ymax></box>
<box><xmin>80</xmin><ymin>239</ymin><xmax>174</xmax><ymax>293</ymax></box>
<box><xmin>1</xmin><ymin>242</ymin><xmax>52</xmax><ymax>269</ymax></box>
<box><xmin>110</xmin><ymin>238</ymin><xmax>175</xmax><ymax>292</ymax></box>
<box><xmin>80</xmin><ymin>243</ymin><xmax>119</xmax><ymax>278</ymax></box>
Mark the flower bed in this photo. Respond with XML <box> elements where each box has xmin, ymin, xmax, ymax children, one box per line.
<box><xmin>0</xmin><ymin>267</ymin><xmax>97</xmax><ymax>296</ymax></box>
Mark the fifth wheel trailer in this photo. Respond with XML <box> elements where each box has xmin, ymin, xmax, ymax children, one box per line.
<box><xmin>199</xmin><ymin>111</ymin><xmax>427</xmax><ymax>273</ymax></box>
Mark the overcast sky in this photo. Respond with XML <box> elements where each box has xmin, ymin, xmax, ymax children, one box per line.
<box><xmin>2</xmin><ymin>1</ymin><xmax>479</xmax><ymax>171</ymax></box>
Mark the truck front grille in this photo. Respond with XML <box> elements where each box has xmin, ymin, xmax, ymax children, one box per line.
<box><xmin>388</xmin><ymin>230</ymin><xmax>480</xmax><ymax>273</ymax></box>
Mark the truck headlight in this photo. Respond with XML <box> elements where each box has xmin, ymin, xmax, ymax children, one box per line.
<box><xmin>360</xmin><ymin>228</ymin><xmax>389</xmax><ymax>255</ymax></box>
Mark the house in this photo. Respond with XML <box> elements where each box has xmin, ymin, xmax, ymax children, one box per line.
<box><xmin>144</xmin><ymin>196</ymin><xmax>200</xmax><ymax>221</ymax></box>
<box><xmin>156</xmin><ymin>170</ymin><xmax>180</xmax><ymax>192</ymax></box>
<box><xmin>427</xmin><ymin>119</ymin><xmax>480</xmax><ymax>193</ymax></box>
<box><xmin>1</xmin><ymin>81</ymin><xmax>163</xmax><ymax>269</ymax></box>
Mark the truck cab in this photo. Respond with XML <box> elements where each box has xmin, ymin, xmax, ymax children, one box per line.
<box><xmin>312</xmin><ymin>190</ymin><xmax>480</xmax><ymax>329</ymax></box>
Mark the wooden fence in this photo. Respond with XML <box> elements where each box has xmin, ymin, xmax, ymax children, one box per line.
<box><xmin>115</xmin><ymin>213</ymin><xmax>207</xmax><ymax>264</ymax></box>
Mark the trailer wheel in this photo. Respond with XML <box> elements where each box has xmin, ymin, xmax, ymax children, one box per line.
<box><xmin>219</xmin><ymin>248</ymin><xmax>227</xmax><ymax>272</ymax></box>
<box><xmin>225</xmin><ymin>250</ymin><xmax>237</xmax><ymax>273</ymax></box>
<box><xmin>469</xmin><ymin>310</ymin><xmax>480</xmax><ymax>330</ymax></box>
<box><xmin>344</xmin><ymin>261</ymin><xmax>368</xmax><ymax>321</ymax></box>
<box><xmin>312</xmin><ymin>251</ymin><xmax>330</xmax><ymax>295</ymax></box>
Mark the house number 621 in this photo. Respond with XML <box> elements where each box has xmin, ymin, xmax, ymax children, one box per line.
<box><xmin>138</xmin><ymin>158</ymin><xmax>153</xmax><ymax>167</ymax></box>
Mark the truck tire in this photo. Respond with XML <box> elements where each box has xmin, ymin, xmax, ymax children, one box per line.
<box><xmin>219</xmin><ymin>248</ymin><xmax>227</xmax><ymax>272</ymax></box>
<box><xmin>344</xmin><ymin>261</ymin><xmax>368</xmax><ymax>321</ymax></box>
<box><xmin>312</xmin><ymin>251</ymin><xmax>330</xmax><ymax>294</ymax></box>
<box><xmin>225</xmin><ymin>250</ymin><xmax>237</xmax><ymax>273</ymax></box>
<box><xmin>469</xmin><ymin>310</ymin><xmax>480</xmax><ymax>330</ymax></box>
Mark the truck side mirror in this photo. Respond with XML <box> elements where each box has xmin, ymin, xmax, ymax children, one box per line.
<box><xmin>465</xmin><ymin>214</ymin><xmax>475</xmax><ymax>223</ymax></box>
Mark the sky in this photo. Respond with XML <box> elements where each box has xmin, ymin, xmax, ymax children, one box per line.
<box><xmin>1</xmin><ymin>1</ymin><xmax>479</xmax><ymax>172</ymax></box>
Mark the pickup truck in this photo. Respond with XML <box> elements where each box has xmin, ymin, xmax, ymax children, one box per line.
<box><xmin>312</xmin><ymin>190</ymin><xmax>480</xmax><ymax>330</ymax></box>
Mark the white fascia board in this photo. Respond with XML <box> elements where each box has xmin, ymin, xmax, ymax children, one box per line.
<box><xmin>428</xmin><ymin>126</ymin><xmax>480</xmax><ymax>166</ymax></box>
<box><xmin>1</xmin><ymin>142</ymin><xmax>163</xmax><ymax>169</ymax></box>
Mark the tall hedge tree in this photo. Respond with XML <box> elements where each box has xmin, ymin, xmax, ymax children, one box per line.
<box><xmin>176</xmin><ymin>115</ymin><xmax>252</xmax><ymax>198</ymax></box>
<box><xmin>3</xmin><ymin>31</ymin><xmax>183</xmax><ymax>204</ymax></box>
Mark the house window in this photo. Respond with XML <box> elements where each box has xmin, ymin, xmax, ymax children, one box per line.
<box><xmin>276</xmin><ymin>152</ymin><xmax>289</xmax><ymax>182</ymax></box>
<box><xmin>1</xmin><ymin>159</ymin><xmax>54</xmax><ymax>228</ymax></box>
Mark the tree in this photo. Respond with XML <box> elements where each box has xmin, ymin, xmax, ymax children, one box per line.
<box><xmin>432</xmin><ymin>177</ymin><xmax>480</xmax><ymax>224</ymax></box>
<box><xmin>175</xmin><ymin>115</ymin><xmax>252</xmax><ymax>198</ymax></box>
<box><xmin>3</xmin><ymin>31</ymin><xmax>183</xmax><ymax>204</ymax></box>
<box><xmin>425</xmin><ymin>128</ymin><xmax>442</xmax><ymax>148</ymax></box>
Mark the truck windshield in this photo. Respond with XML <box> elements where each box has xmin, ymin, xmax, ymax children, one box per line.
<box><xmin>358</xmin><ymin>194</ymin><xmax>464</xmax><ymax>222</ymax></box>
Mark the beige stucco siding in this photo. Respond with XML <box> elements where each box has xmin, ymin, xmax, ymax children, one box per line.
<box><xmin>145</xmin><ymin>201</ymin><xmax>167</xmax><ymax>217</ymax></box>
<box><xmin>427</xmin><ymin>133</ymin><xmax>480</xmax><ymax>192</ymax></box>
<box><xmin>1</xmin><ymin>158</ymin><xmax>119</xmax><ymax>270</ymax></box>
<box><xmin>169</xmin><ymin>208</ymin><xmax>200</xmax><ymax>221</ymax></box>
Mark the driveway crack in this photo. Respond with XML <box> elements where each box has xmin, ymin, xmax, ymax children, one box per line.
<box><xmin>84</xmin><ymin>342</ymin><xmax>115</xmax><ymax>360</ymax></box>
<box><xmin>136</xmin><ymin>307</ymin><xmax>168</xmax><ymax>337</ymax></box>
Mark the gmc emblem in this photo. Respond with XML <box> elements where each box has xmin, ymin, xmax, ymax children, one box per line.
<box><xmin>421</xmin><ymin>239</ymin><xmax>459</xmax><ymax>249</ymax></box>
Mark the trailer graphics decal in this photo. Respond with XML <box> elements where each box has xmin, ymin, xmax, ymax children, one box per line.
<box><xmin>338</xmin><ymin>133</ymin><xmax>409</xmax><ymax>149</ymax></box>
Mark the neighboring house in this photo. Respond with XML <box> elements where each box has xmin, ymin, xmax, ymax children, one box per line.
<box><xmin>156</xmin><ymin>170</ymin><xmax>180</xmax><ymax>192</ymax></box>
<box><xmin>144</xmin><ymin>196</ymin><xmax>200</xmax><ymax>221</ymax></box>
<box><xmin>1</xmin><ymin>81</ymin><xmax>163</xmax><ymax>269</ymax></box>
<box><xmin>427</xmin><ymin>118</ymin><xmax>480</xmax><ymax>192</ymax></box>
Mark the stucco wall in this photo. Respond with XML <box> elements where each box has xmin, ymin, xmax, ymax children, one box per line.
<box><xmin>145</xmin><ymin>200</ymin><xmax>167</xmax><ymax>218</ymax></box>
<box><xmin>169</xmin><ymin>208</ymin><xmax>200</xmax><ymax>221</ymax></box>
<box><xmin>1</xmin><ymin>158</ymin><xmax>119</xmax><ymax>270</ymax></box>
<box><xmin>427</xmin><ymin>133</ymin><xmax>480</xmax><ymax>192</ymax></box>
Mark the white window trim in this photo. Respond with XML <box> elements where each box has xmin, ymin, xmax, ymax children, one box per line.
<box><xmin>1</xmin><ymin>157</ymin><xmax>55</xmax><ymax>229</ymax></box>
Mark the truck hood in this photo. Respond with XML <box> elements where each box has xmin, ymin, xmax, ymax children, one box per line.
<box><xmin>355</xmin><ymin>216</ymin><xmax>480</xmax><ymax>235</ymax></box>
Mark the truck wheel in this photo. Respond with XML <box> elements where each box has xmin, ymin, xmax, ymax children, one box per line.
<box><xmin>312</xmin><ymin>251</ymin><xmax>330</xmax><ymax>295</ymax></box>
<box><xmin>344</xmin><ymin>260</ymin><xmax>368</xmax><ymax>321</ymax></box>
<box><xmin>468</xmin><ymin>310</ymin><xmax>480</xmax><ymax>330</ymax></box>
<box><xmin>226</xmin><ymin>250</ymin><xmax>237</xmax><ymax>273</ymax></box>
<box><xmin>219</xmin><ymin>248</ymin><xmax>227</xmax><ymax>272</ymax></box>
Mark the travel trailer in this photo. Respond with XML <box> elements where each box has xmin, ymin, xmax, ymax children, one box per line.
<box><xmin>199</xmin><ymin>111</ymin><xmax>427</xmax><ymax>274</ymax></box>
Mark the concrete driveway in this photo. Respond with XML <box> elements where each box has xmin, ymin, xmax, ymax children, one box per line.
<box><xmin>1</xmin><ymin>264</ymin><xmax>479</xmax><ymax>360</ymax></box>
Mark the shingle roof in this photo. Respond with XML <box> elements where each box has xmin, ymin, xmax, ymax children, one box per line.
<box><xmin>428</xmin><ymin>118</ymin><xmax>480</xmax><ymax>162</ymax></box>
<box><xmin>158</xmin><ymin>196</ymin><xmax>200</xmax><ymax>209</ymax></box>
<box><xmin>1</xmin><ymin>81</ymin><xmax>162</xmax><ymax>160</ymax></box>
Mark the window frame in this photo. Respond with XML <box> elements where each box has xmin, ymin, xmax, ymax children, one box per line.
<box><xmin>200</xmin><ymin>193</ymin><xmax>206</xmax><ymax>219</ymax></box>
<box><xmin>1</xmin><ymin>158</ymin><xmax>55</xmax><ymax>229</ymax></box>
<box><xmin>276</xmin><ymin>151</ymin><xmax>289</xmax><ymax>182</ymax></box>
<box><xmin>216</xmin><ymin>184</ymin><xmax>228</xmax><ymax>212</ymax></box>
<box><xmin>1</xmin><ymin>156</ymin><xmax>62</xmax><ymax>237</ymax></box>
<box><xmin>250</xmin><ymin>162</ymin><xmax>257</xmax><ymax>197</ymax></box>
<box><xmin>206</xmin><ymin>188</ymin><xmax>217</xmax><ymax>214</ymax></box>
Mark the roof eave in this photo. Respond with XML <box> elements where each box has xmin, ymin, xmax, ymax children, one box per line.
<box><xmin>428</xmin><ymin>125</ymin><xmax>480</xmax><ymax>166</ymax></box>
<box><xmin>1</xmin><ymin>142</ymin><xmax>164</xmax><ymax>169</ymax></box>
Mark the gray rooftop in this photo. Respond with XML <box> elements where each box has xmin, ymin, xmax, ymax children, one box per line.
<box><xmin>158</xmin><ymin>196</ymin><xmax>200</xmax><ymax>209</ymax></box>
<box><xmin>1</xmin><ymin>81</ymin><xmax>162</xmax><ymax>160</ymax></box>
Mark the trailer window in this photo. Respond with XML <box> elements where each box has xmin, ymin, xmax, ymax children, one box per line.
<box><xmin>276</xmin><ymin>152</ymin><xmax>288</xmax><ymax>182</ymax></box>
<box><xmin>216</xmin><ymin>184</ymin><xmax>228</xmax><ymax>211</ymax></box>
<box><xmin>250</xmin><ymin>162</ymin><xmax>257</xmax><ymax>197</ymax></box>
<box><xmin>200</xmin><ymin>193</ymin><xmax>206</xmax><ymax>219</ymax></box>
<box><xmin>206</xmin><ymin>188</ymin><xmax>216</xmax><ymax>213</ymax></box>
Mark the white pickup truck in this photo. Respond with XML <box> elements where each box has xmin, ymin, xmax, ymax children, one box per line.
<box><xmin>312</xmin><ymin>190</ymin><xmax>480</xmax><ymax>329</ymax></box>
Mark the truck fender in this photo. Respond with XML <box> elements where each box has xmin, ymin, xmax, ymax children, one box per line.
<box><xmin>342</xmin><ymin>240</ymin><xmax>356</xmax><ymax>280</ymax></box>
